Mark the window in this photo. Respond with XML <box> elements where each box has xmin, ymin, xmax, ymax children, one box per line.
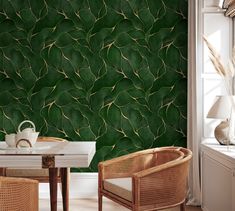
<box><xmin>199</xmin><ymin>0</ymin><xmax>233</xmax><ymax>139</ymax></box>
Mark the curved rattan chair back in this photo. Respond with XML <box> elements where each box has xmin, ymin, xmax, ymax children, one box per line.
<box><xmin>100</xmin><ymin>148</ymin><xmax>184</xmax><ymax>179</ymax></box>
<box><xmin>37</xmin><ymin>136</ymin><xmax>67</xmax><ymax>142</ymax></box>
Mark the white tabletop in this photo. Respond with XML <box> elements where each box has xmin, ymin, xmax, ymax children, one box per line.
<box><xmin>0</xmin><ymin>141</ymin><xmax>96</xmax><ymax>168</ymax></box>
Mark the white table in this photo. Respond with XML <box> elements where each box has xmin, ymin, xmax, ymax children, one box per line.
<box><xmin>0</xmin><ymin>141</ymin><xmax>96</xmax><ymax>211</ymax></box>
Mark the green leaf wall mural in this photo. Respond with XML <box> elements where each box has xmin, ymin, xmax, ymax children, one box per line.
<box><xmin>0</xmin><ymin>0</ymin><xmax>187</xmax><ymax>171</ymax></box>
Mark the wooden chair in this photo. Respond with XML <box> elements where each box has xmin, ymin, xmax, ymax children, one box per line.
<box><xmin>0</xmin><ymin>176</ymin><xmax>38</xmax><ymax>211</ymax></box>
<box><xmin>98</xmin><ymin>147</ymin><xmax>192</xmax><ymax>211</ymax></box>
<box><xmin>0</xmin><ymin>136</ymin><xmax>70</xmax><ymax>210</ymax></box>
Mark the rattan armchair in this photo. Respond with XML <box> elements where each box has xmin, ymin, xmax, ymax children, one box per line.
<box><xmin>98</xmin><ymin>147</ymin><xmax>192</xmax><ymax>211</ymax></box>
<box><xmin>0</xmin><ymin>176</ymin><xmax>38</xmax><ymax>211</ymax></box>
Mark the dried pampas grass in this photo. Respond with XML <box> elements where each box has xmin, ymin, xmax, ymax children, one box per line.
<box><xmin>203</xmin><ymin>35</ymin><xmax>235</xmax><ymax>95</ymax></box>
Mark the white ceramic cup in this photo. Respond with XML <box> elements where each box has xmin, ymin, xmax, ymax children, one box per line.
<box><xmin>5</xmin><ymin>133</ymin><xmax>16</xmax><ymax>147</ymax></box>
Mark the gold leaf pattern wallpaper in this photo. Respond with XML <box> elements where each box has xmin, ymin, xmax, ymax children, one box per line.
<box><xmin>0</xmin><ymin>0</ymin><xmax>187</xmax><ymax>171</ymax></box>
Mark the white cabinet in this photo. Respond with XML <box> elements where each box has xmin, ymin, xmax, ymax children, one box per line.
<box><xmin>201</xmin><ymin>140</ymin><xmax>235</xmax><ymax>211</ymax></box>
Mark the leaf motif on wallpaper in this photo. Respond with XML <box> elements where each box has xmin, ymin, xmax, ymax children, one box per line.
<box><xmin>0</xmin><ymin>0</ymin><xmax>187</xmax><ymax>171</ymax></box>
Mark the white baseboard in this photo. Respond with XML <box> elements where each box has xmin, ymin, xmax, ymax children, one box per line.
<box><xmin>39</xmin><ymin>173</ymin><xmax>98</xmax><ymax>199</ymax></box>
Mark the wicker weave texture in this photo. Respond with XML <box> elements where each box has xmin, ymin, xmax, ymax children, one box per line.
<box><xmin>99</xmin><ymin>147</ymin><xmax>192</xmax><ymax>211</ymax></box>
<box><xmin>138</xmin><ymin>161</ymin><xmax>189</xmax><ymax>209</ymax></box>
<box><xmin>103</xmin><ymin>154</ymin><xmax>154</xmax><ymax>179</ymax></box>
<box><xmin>0</xmin><ymin>177</ymin><xmax>38</xmax><ymax>211</ymax></box>
<box><xmin>101</xmin><ymin>148</ymin><xmax>184</xmax><ymax>179</ymax></box>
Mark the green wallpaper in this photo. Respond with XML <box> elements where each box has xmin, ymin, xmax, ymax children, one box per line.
<box><xmin>0</xmin><ymin>0</ymin><xmax>187</xmax><ymax>171</ymax></box>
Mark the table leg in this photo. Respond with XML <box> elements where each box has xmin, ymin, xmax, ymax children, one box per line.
<box><xmin>0</xmin><ymin>167</ymin><xmax>6</xmax><ymax>176</ymax></box>
<box><xmin>60</xmin><ymin>168</ymin><xmax>69</xmax><ymax>211</ymax></box>
<box><xmin>49</xmin><ymin>168</ymin><xmax>58</xmax><ymax>211</ymax></box>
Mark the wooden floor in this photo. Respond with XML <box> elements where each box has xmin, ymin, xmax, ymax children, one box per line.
<box><xmin>39</xmin><ymin>198</ymin><xmax>202</xmax><ymax>211</ymax></box>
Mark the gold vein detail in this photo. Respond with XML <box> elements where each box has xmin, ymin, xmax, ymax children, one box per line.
<box><xmin>0</xmin><ymin>0</ymin><xmax>187</xmax><ymax>171</ymax></box>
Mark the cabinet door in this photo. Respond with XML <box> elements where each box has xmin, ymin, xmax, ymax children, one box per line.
<box><xmin>201</xmin><ymin>152</ymin><xmax>233</xmax><ymax>211</ymax></box>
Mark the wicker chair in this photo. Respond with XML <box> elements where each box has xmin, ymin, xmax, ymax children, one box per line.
<box><xmin>98</xmin><ymin>147</ymin><xmax>192</xmax><ymax>211</ymax></box>
<box><xmin>0</xmin><ymin>176</ymin><xmax>38</xmax><ymax>211</ymax></box>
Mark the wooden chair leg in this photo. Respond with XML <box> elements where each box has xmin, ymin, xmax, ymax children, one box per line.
<box><xmin>132</xmin><ymin>206</ymin><xmax>140</xmax><ymax>211</ymax></box>
<box><xmin>0</xmin><ymin>167</ymin><xmax>6</xmax><ymax>176</ymax></box>
<box><xmin>49</xmin><ymin>168</ymin><xmax>58</xmax><ymax>211</ymax></box>
<box><xmin>98</xmin><ymin>193</ymin><xmax>103</xmax><ymax>211</ymax></box>
<box><xmin>60</xmin><ymin>168</ymin><xmax>69</xmax><ymax>211</ymax></box>
<box><xmin>180</xmin><ymin>201</ymin><xmax>186</xmax><ymax>211</ymax></box>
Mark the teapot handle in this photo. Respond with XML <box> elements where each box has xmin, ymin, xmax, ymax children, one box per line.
<box><xmin>18</xmin><ymin>120</ymin><xmax>36</xmax><ymax>132</ymax></box>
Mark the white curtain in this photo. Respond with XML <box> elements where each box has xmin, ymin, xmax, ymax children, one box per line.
<box><xmin>187</xmin><ymin>0</ymin><xmax>201</xmax><ymax>206</ymax></box>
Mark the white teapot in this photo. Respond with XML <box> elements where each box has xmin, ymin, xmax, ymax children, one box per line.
<box><xmin>5</xmin><ymin>120</ymin><xmax>39</xmax><ymax>148</ymax></box>
<box><xmin>15</xmin><ymin>120</ymin><xmax>39</xmax><ymax>148</ymax></box>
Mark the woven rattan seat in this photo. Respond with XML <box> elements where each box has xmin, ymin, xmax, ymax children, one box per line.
<box><xmin>98</xmin><ymin>147</ymin><xmax>192</xmax><ymax>211</ymax></box>
<box><xmin>0</xmin><ymin>176</ymin><xmax>38</xmax><ymax>211</ymax></box>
